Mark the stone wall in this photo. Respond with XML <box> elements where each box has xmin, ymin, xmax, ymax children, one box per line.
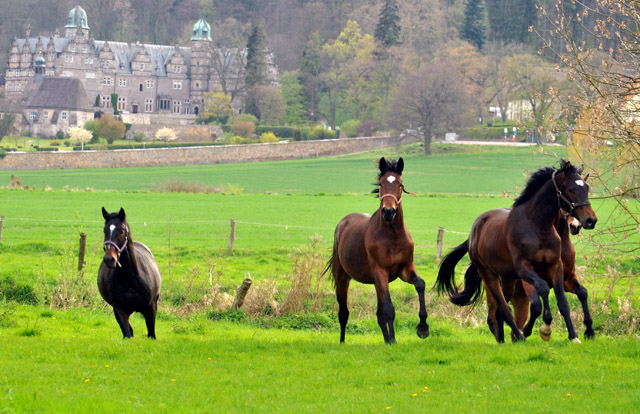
<box><xmin>0</xmin><ymin>135</ymin><xmax>417</xmax><ymax>171</ymax></box>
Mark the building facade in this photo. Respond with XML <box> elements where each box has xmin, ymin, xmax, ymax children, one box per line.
<box><xmin>4</xmin><ymin>5</ymin><xmax>278</xmax><ymax>118</ymax></box>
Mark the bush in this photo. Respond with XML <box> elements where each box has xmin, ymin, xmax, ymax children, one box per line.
<box><xmin>50</xmin><ymin>140</ymin><xmax>62</xmax><ymax>146</ymax></box>
<box><xmin>230</xmin><ymin>136</ymin><xmax>257</xmax><ymax>145</ymax></box>
<box><xmin>256</xmin><ymin>125</ymin><xmax>297</xmax><ymax>138</ymax></box>
<box><xmin>133</xmin><ymin>133</ymin><xmax>145</xmax><ymax>142</ymax></box>
<box><xmin>340</xmin><ymin>119</ymin><xmax>360</xmax><ymax>138</ymax></box>
<box><xmin>260</xmin><ymin>131</ymin><xmax>279</xmax><ymax>143</ymax></box>
<box><xmin>298</xmin><ymin>125</ymin><xmax>335</xmax><ymax>141</ymax></box>
<box><xmin>356</xmin><ymin>119</ymin><xmax>378</xmax><ymax>137</ymax></box>
<box><xmin>229</xmin><ymin>119</ymin><xmax>256</xmax><ymax>138</ymax></box>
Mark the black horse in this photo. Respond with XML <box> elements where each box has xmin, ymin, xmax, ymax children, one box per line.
<box><xmin>98</xmin><ymin>207</ymin><xmax>162</xmax><ymax>339</ymax></box>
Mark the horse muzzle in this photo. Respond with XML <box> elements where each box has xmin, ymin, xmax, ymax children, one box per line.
<box><xmin>568</xmin><ymin>217</ymin><xmax>582</xmax><ymax>235</ymax></box>
<box><xmin>103</xmin><ymin>251</ymin><xmax>118</xmax><ymax>268</ymax></box>
<box><xmin>574</xmin><ymin>205</ymin><xmax>597</xmax><ymax>230</ymax></box>
<box><xmin>381</xmin><ymin>206</ymin><xmax>397</xmax><ymax>222</ymax></box>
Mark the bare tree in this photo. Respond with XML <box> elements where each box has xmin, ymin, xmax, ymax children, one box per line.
<box><xmin>389</xmin><ymin>60</ymin><xmax>468</xmax><ymax>156</ymax></box>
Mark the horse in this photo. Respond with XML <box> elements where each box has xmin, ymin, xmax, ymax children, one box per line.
<box><xmin>98</xmin><ymin>207</ymin><xmax>162</xmax><ymax>339</ymax></box>
<box><xmin>324</xmin><ymin>157</ymin><xmax>429</xmax><ymax>344</ymax></box>
<box><xmin>435</xmin><ymin>160</ymin><xmax>597</xmax><ymax>343</ymax></box>
<box><xmin>485</xmin><ymin>210</ymin><xmax>595</xmax><ymax>342</ymax></box>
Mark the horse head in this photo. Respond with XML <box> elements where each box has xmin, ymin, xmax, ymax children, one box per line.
<box><xmin>101</xmin><ymin>207</ymin><xmax>130</xmax><ymax>269</ymax></box>
<box><xmin>376</xmin><ymin>157</ymin><xmax>405</xmax><ymax>223</ymax></box>
<box><xmin>553</xmin><ymin>160</ymin><xmax>597</xmax><ymax>230</ymax></box>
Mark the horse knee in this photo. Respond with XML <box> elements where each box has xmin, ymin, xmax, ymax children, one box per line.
<box><xmin>412</xmin><ymin>276</ymin><xmax>425</xmax><ymax>292</ymax></box>
<box><xmin>529</xmin><ymin>299</ymin><xmax>542</xmax><ymax>318</ymax></box>
<box><xmin>575</xmin><ymin>283</ymin><xmax>588</xmax><ymax>301</ymax></box>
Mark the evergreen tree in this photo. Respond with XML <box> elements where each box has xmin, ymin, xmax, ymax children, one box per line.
<box><xmin>375</xmin><ymin>0</ymin><xmax>401</xmax><ymax>48</ymax></box>
<box><xmin>245</xmin><ymin>24</ymin><xmax>269</xmax><ymax>117</ymax></box>
<box><xmin>486</xmin><ymin>0</ymin><xmax>537</xmax><ymax>44</ymax></box>
<box><xmin>298</xmin><ymin>32</ymin><xmax>324</xmax><ymax>122</ymax></box>
<box><xmin>461</xmin><ymin>0</ymin><xmax>487</xmax><ymax>51</ymax></box>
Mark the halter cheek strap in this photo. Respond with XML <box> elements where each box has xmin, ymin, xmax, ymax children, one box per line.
<box><xmin>380</xmin><ymin>193</ymin><xmax>401</xmax><ymax>205</ymax></box>
<box><xmin>104</xmin><ymin>236</ymin><xmax>128</xmax><ymax>268</ymax></box>
<box><xmin>552</xmin><ymin>170</ymin><xmax>591</xmax><ymax>217</ymax></box>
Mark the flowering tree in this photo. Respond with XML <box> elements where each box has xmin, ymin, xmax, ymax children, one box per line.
<box><xmin>68</xmin><ymin>126</ymin><xmax>92</xmax><ymax>149</ymax></box>
<box><xmin>155</xmin><ymin>127</ymin><xmax>177</xmax><ymax>142</ymax></box>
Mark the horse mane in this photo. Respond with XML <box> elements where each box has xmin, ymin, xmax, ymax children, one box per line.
<box><xmin>513</xmin><ymin>159</ymin><xmax>574</xmax><ymax>207</ymax></box>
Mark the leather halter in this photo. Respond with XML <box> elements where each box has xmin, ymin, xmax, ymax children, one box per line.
<box><xmin>551</xmin><ymin>170</ymin><xmax>591</xmax><ymax>218</ymax></box>
<box><xmin>380</xmin><ymin>193</ymin><xmax>401</xmax><ymax>205</ymax></box>
<box><xmin>104</xmin><ymin>234</ymin><xmax>128</xmax><ymax>268</ymax></box>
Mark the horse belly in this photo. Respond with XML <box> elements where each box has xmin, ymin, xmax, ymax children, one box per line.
<box><xmin>335</xmin><ymin>215</ymin><xmax>375</xmax><ymax>284</ymax></box>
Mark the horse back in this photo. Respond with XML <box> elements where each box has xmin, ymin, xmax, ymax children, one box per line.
<box><xmin>133</xmin><ymin>241</ymin><xmax>162</xmax><ymax>297</ymax></box>
<box><xmin>469</xmin><ymin>208</ymin><xmax>515</xmax><ymax>277</ymax></box>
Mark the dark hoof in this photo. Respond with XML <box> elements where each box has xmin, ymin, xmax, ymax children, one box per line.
<box><xmin>416</xmin><ymin>324</ymin><xmax>429</xmax><ymax>339</ymax></box>
<box><xmin>585</xmin><ymin>329</ymin><xmax>595</xmax><ymax>340</ymax></box>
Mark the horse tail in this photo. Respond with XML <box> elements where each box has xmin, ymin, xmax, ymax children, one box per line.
<box><xmin>435</xmin><ymin>240</ymin><xmax>469</xmax><ymax>296</ymax></box>
<box><xmin>449</xmin><ymin>263</ymin><xmax>483</xmax><ymax>306</ymax></box>
<box><xmin>322</xmin><ymin>239</ymin><xmax>338</xmax><ymax>288</ymax></box>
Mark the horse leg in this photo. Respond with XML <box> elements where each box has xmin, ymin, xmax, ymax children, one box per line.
<box><xmin>334</xmin><ymin>266</ymin><xmax>350</xmax><ymax>344</ymax></box>
<box><xmin>114</xmin><ymin>308</ymin><xmax>133</xmax><ymax>338</ymax></box>
<box><xmin>551</xmin><ymin>263</ymin><xmax>580</xmax><ymax>342</ymax></box>
<box><xmin>566</xmin><ymin>278</ymin><xmax>595</xmax><ymax>339</ymax></box>
<box><xmin>409</xmin><ymin>271</ymin><xmax>429</xmax><ymax>339</ymax></box>
<box><xmin>142</xmin><ymin>303</ymin><xmax>157</xmax><ymax>339</ymax></box>
<box><xmin>485</xmin><ymin>282</ymin><xmax>498</xmax><ymax>337</ymax></box>
<box><xmin>480</xmin><ymin>268</ymin><xmax>524</xmax><ymax>342</ymax></box>
<box><xmin>516</xmin><ymin>262</ymin><xmax>552</xmax><ymax>340</ymax></box>
<box><xmin>374</xmin><ymin>275</ymin><xmax>395</xmax><ymax>344</ymax></box>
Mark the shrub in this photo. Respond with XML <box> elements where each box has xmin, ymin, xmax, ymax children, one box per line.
<box><xmin>50</xmin><ymin>140</ymin><xmax>62</xmax><ymax>146</ymax></box>
<box><xmin>229</xmin><ymin>119</ymin><xmax>256</xmax><ymax>138</ymax></box>
<box><xmin>340</xmin><ymin>119</ymin><xmax>360</xmax><ymax>138</ymax></box>
<box><xmin>154</xmin><ymin>127</ymin><xmax>177</xmax><ymax>142</ymax></box>
<box><xmin>133</xmin><ymin>132</ymin><xmax>145</xmax><ymax>142</ymax></box>
<box><xmin>260</xmin><ymin>131</ymin><xmax>279</xmax><ymax>143</ymax></box>
<box><xmin>357</xmin><ymin>119</ymin><xmax>378</xmax><ymax>137</ymax></box>
<box><xmin>183</xmin><ymin>126</ymin><xmax>211</xmax><ymax>141</ymax></box>
<box><xmin>230</xmin><ymin>136</ymin><xmax>257</xmax><ymax>145</ymax></box>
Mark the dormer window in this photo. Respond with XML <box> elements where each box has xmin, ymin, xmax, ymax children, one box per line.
<box><xmin>139</xmin><ymin>63</ymin><xmax>145</xmax><ymax>71</ymax></box>
<box><xmin>173</xmin><ymin>65</ymin><xmax>181</xmax><ymax>73</ymax></box>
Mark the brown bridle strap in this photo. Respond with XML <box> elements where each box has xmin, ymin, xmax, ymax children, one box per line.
<box><xmin>551</xmin><ymin>170</ymin><xmax>591</xmax><ymax>217</ymax></box>
<box><xmin>104</xmin><ymin>236</ymin><xmax>128</xmax><ymax>268</ymax></box>
<box><xmin>380</xmin><ymin>193</ymin><xmax>401</xmax><ymax>204</ymax></box>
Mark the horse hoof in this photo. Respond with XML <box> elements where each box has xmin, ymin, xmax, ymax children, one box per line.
<box><xmin>585</xmin><ymin>330</ymin><xmax>595</xmax><ymax>340</ymax></box>
<box><xmin>571</xmin><ymin>337</ymin><xmax>582</xmax><ymax>344</ymax></box>
<box><xmin>540</xmin><ymin>324</ymin><xmax>552</xmax><ymax>341</ymax></box>
<box><xmin>416</xmin><ymin>325</ymin><xmax>429</xmax><ymax>339</ymax></box>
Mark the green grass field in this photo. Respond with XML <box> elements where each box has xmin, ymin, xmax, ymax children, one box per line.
<box><xmin>1</xmin><ymin>143</ymin><xmax>638</xmax><ymax>413</ymax></box>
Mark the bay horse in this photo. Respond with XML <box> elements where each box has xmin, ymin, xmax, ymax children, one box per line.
<box><xmin>98</xmin><ymin>207</ymin><xmax>162</xmax><ymax>339</ymax></box>
<box><xmin>324</xmin><ymin>157</ymin><xmax>429</xmax><ymax>343</ymax></box>
<box><xmin>435</xmin><ymin>160</ymin><xmax>597</xmax><ymax>343</ymax></box>
<box><xmin>485</xmin><ymin>210</ymin><xmax>595</xmax><ymax>342</ymax></box>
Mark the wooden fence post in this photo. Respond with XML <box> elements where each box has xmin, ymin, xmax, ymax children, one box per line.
<box><xmin>436</xmin><ymin>227</ymin><xmax>445</xmax><ymax>260</ymax></box>
<box><xmin>0</xmin><ymin>216</ymin><xmax>4</xmax><ymax>244</ymax></box>
<box><xmin>227</xmin><ymin>219</ymin><xmax>236</xmax><ymax>254</ymax></box>
<box><xmin>232</xmin><ymin>275</ymin><xmax>253</xmax><ymax>309</ymax></box>
<box><xmin>78</xmin><ymin>232</ymin><xmax>87</xmax><ymax>272</ymax></box>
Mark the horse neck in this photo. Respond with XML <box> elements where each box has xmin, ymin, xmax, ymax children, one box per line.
<box><xmin>525</xmin><ymin>180</ymin><xmax>560</xmax><ymax>228</ymax></box>
<box><xmin>119</xmin><ymin>234</ymin><xmax>140</xmax><ymax>277</ymax></box>
<box><xmin>377</xmin><ymin>203</ymin><xmax>407</xmax><ymax>234</ymax></box>
<box><xmin>553</xmin><ymin>214</ymin><xmax>568</xmax><ymax>238</ymax></box>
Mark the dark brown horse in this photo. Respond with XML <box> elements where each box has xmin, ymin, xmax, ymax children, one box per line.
<box><xmin>485</xmin><ymin>210</ymin><xmax>595</xmax><ymax>342</ymax></box>
<box><xmin>435</xmin><ymin>160</ymin><xmax>597</xmax><ymax>343</ymax></box>
<box><xmin>324</xmin><ymin>157</ymin><xmax>429</xmax><ymax>343</ymax></box>
<box><xmin>98</xmin><ymin>207</ymin><xmax>162</xmax><ymax>339</ymax></box>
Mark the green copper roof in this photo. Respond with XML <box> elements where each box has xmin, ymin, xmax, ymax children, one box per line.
<box><xmin>191</xmin><ymin>18</ymin><xmax>212</xmax><ymax>41</ymax></box>
<box><xmin>65</xmin><ymin>5</ymin><xmax>90</xmax><ymax>29</ymax></box>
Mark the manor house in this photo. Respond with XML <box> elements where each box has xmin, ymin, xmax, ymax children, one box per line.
<box><xmin>4</xmin><ymin>5</ymin><xmax>278</xmax><ymax>119</ymax></box>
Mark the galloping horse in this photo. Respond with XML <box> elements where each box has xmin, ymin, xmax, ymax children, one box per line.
<box><xmin>98</xmin><ymin>208</ymin><xmax>162</xmax><ymax>339</ymax></box>
<box><xmin>485</xmin><ymin>210</ymin><xmax>595</xmax><ymax>342</ymax></box>
<box><xmin>324</xmin><ymin>157</ymin><xmax>429</xmax><ymax>343</ymax></box>
<box><xmin>435</xmin><ymin>160</ymin><xmax>597</xmax><ymax>343</ymax></box>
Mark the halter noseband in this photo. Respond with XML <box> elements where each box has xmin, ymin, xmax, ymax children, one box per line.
<box><xmin>104</xmin><ymin>234</ymin><xmax>128</xmax><ymax>268</ymax></box>
<box><xmin>551</xmin><ymin>170</ymin><xmax>591</xmax><ymax>217</ymax></box>
<box><xmin>380</xmin><ymin>193</ymin><xmax>402</xmax><ymax>205</ymax></box>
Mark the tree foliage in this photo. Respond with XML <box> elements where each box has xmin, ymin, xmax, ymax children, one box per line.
<box><xmin>154</xmin><ymin>127</ymin><xmax>177</xmax><ymax>142</ymax></box>
<box><xmin>461</xmin><ymin>0</ymin><xmax>487</xmax><ymax>51</ymax></box>
<box><xmin>375</xmin><ymin>0</ymin><xmax>401</xmax><ymax>48</ymax></box>
<box><xmin>202</xmin><ymin>89</ymin><xmax>234</xmax><ymax>123</ymax></box>
<box><xmin>95</xmin><ymin>114</ymin><xmax>125</xmax><ymax>144</ymax></box>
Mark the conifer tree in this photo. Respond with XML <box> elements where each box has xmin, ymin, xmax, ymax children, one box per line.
<box><xmin>375</xmin><ymin>0</ymin><xmax>401</xmax><ymax>48</ymax></box>
<box><xmin>245</xmin><ymin>24</ymin><xmax>269</xmax><ymax>117</ymax></box>
<box><xmin>461</xmin><ymin>0</ymin><xmax>487</xmax><ymax>51</ymax></box>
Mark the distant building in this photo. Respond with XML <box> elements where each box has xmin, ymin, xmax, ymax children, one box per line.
<box><xmin>4</xmin><ymin>5</ymin><xmax>278</xmax><ymax>122</ymax></box>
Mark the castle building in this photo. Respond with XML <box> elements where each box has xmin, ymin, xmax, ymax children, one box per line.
<box><xmin>4</xmin><ymin>5</ymin><xmax>278</xmax><ymax>120</ymax></box>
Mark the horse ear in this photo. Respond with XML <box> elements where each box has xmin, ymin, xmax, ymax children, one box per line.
<box><xmin>118</xmin><ymin>208</ymin><xmax>126</xmax><ymax>221</ymax></box>
<box><xmin>584</xmin><ymin>173</ymin><xmax>590</xmax><ymax>182</ymax></box>
<box><xmin>379</xmin><ymin>157</ymin><xmax>388</xmax><ymax>174</ymax></box>
<box><xmin>576</xmin><ymin>164</ymin><xmax>585</xmax><ymax>175</ymax></box>
<box><xmin>102</xmin><ymin>207</ymin><xmax>109</xmax><ymax>221</ymax></box>
<box><xmin>562</xmin><ymin>159</ymin><xmax>572</xmax><ymax>173</ymax></box>
<box><xmin>397</xmin><ymin>158</ymin><xmax>404</xmax><ymax>175</ymax></box>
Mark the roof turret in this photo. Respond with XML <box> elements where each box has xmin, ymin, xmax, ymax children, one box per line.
<box><xmin>65</xmin><ymin>5</ymin><xmax>90</xmax><ymax>29</ymax></box>
<box><xmin>191</xmin><ymin>18</ymin><xmax>212</xmax><ymax>41</ymax></box>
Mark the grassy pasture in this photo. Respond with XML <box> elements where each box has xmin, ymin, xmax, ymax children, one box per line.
<box><xmin>0</xmin><ymin>143</ymin><xmax>639</xmax><ymax>413</ymax></box>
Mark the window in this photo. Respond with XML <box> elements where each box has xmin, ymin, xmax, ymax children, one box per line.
<box><xmin>139</xmin><ymin>84</ymin><xmax>143</xmax><ymax>92</ymax></box>
<box><xmin>62</xmin><ymin>70</ymin><xmax>70</xmax><ymax>77</ymax></box>
<box><xmin>61</xmin><ymin>111</ymin><xmax>68</xmax><ymax>121</ymax></box>
<box><xmin>86</xmin><ymin>72</ymin><xmax>95</xmax><ymax>79</ymax></box>
<box><xmin>159</xmin><ymin>99</ymin><xmax>170</xmax><ymax>110</ymax></box>
<box><xmin>43</xmin><ymin>111</ymin><xmax>48</xmax><ymax>121</ymax></box>
<box><xmin>85</xmin><ymin>57</ymin><xmax>90</xmax><ymax>64</ymax></box>
<box><xmin>172</xmin><ymin>100</ymin><xmax>181</xmax><ymax>114</ymax></box>
<box><xmin>30</xmin><ymin>111</ymin><xmax>38</xmax><ymax>120</ymax></box>
<box><xmin>173</xmin><ymin>65</ymin><xmax>181</xmax><ymax>73</ymax></box>
<box><xmin>146</xmin><ymin>80</ymin><xmax>154</xmax><ymax>88</ymax></box>
<box><xmin>173</xmin><ymin>81</ymin><xmax>182</xmax><ymax>90</ymax></box>
<box><xmin>102</xmin><ymin>77</ymin><xmax>111</xmax><ymax>85</ymax></box>
<box><xmin>117</xmin><ymin>97</ymin><xmax>126</xmax><ymax>111</ymax></box>
<box><xmin>145</xmin><ymin>98</ymin><xmax>154</xmax><ymax>112</ymax></box>
<box><xmin>102</xmin><ymin>60</ymin><xmax>110</xmax><ymax>68</ymax></box>
<box><xmin>119</xmin><ymin>78</ymin><xmax>127</xmax><ymax>87</ymax></box>
<box><xmin>139</xmin><ymin>63</ymin><xmax>145</xmax><ymax>71</ymax></box>
<box><xmin>101</xmin><ymin>95</ymin><xmax>111</xmax><ymax>107</ymax></box>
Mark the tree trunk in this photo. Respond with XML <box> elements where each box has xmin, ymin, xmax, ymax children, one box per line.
<box><xmin>423</xmin><ymin>130</ymin><xmax>432</xmax><ymax>156</ymax></box>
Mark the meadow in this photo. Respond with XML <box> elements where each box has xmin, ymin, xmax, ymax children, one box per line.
<box><xmin>0</xmin><ymin>143</ymin><xmax>638</xmax><ymax>413</ymax></box>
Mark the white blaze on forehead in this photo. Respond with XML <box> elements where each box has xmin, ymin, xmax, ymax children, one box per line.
<box><xmin>109</xmin><ymin>224</ymin><xmax>116</xmax><ymax>237</ymax></box>
<box><xmin>575</xmin><ymin>179</ymin><xmax>585</xmax><ymax>187</ymax></box>
<box><xmin>387</xmin><ymin>175</ymin><xmax>396</xmax><ymax>183</ymax></box>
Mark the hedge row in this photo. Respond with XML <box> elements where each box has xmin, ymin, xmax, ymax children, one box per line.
<box><xmin>73</xmin><ymin>141</ymin><xmax>224</xmax><ymax>151</ymax></box>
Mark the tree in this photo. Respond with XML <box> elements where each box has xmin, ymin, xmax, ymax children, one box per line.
<box><xmin>245</xmin><ymin>24</ymin><xmax>271</xmax><ymax>117</ymax></box>
<box><xmin>210</xmin><ymin>18</ymin><xmax>251</xmax><ymax>102</ymax></box>
<box><xmin>201</xmin><ymin>89</ymin><xmax>233</xmax><ymax>123</ymax></box>
<box><xmin>280</xmin><ymin>71</ymin><xmax>307</xmax><ymax>125</ymax></box>
<box><xmin>461</xmin><ymin>0</ymin><xmax>487</xmax><ymax>51</ymax></box>
<box><xmin>95</xmin><ymin>114</ymin><xmax>125</xmax><ymax>144</ymax></box>
<box><xmin>154</xmin><ymin>127</ymin><xmax>177</xmax><ymax>142</ymax></box>
<box><xmin>375</xmin><ymin>0</ymin><xmax>401</xmax><ymax>48</ymax></box>
<box><xmin>249</xmin><ymin>85</ymin><xmax>285</xmax><ymax>125</ymax></box>
<box><xmin>484</xmin><ymin>41</ymin><xmax>528</xmax><ymax>123</ymax></box>
<box><xmin>539</xmin><ymin>0</ymin><xmax>640</xmax><ymax>252</ymax></box>
<box><xmin>68</xmin><ymin>126</ymin><xmax>92</xmax><ymax>149</ymax></box>
<box><xmin>299</xmin><ymin>32</ymin><xmax>324</xmax><ymax>122</ymax></box>
<box><xmin>389</xmin><ymin>61</ymin><xmax>468</xmax><ymax>156</ymax></box>
<box><xmin>486</xmin><ymin>0</ymin><xmax>537</xmax><ymax>44</ymax></box>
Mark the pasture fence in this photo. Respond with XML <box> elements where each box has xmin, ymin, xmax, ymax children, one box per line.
<box><xmin>0</xmin><ymin>215</ymin><xmax>4</xmax><ymax>243</ymax></box>
<box><xmin>78</xmin><ymin>232</ymin><xmax>87</xmax><ymax>272</ymax></box>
